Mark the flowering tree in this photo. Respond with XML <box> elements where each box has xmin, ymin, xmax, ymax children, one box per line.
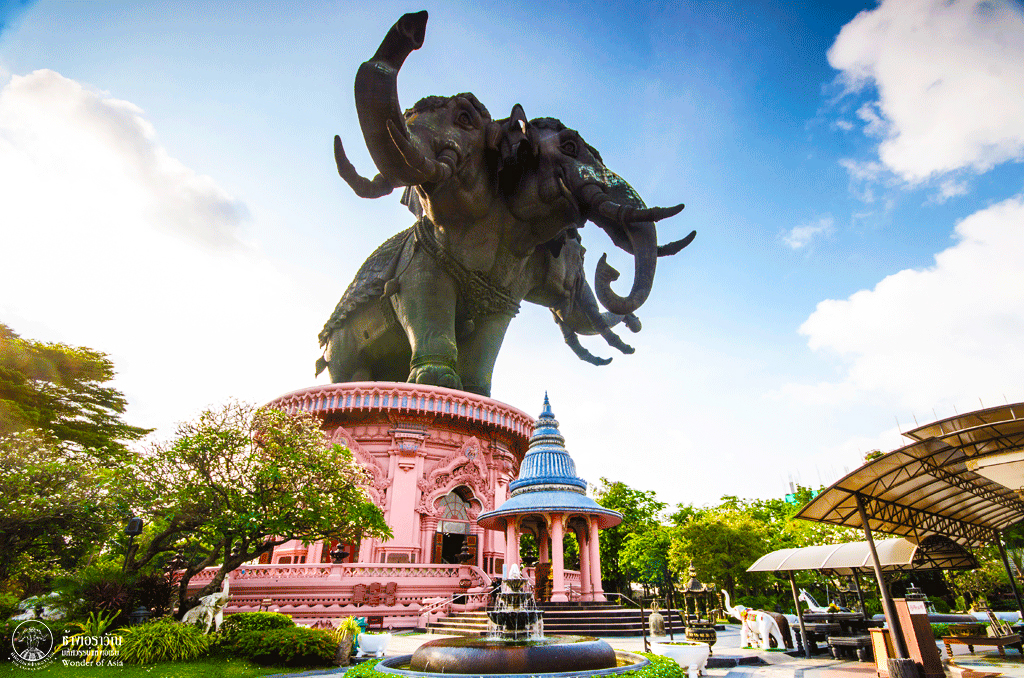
<box><xmin>123</xmin><ymin>402</ymin><xmax>391</xmax><ymax>616</ymax></box>
<box><xmin>0</xmin><ymin>430</ymin><xmax>117</xmax><ymax>584</ymax></box>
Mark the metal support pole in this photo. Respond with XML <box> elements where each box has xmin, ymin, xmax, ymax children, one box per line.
<box><xmin>853</xmin><ymin>572</ymin><xmax>867</xmax><ymax>616</ymax></box>
<box><xmin>855</xmin><ymin>493</ymin><xmax>909</xmax><ymax>659</ymax></box>
<box><xmin>640</xmin><ymin>597</ymin><xmax>649</xmax><ymax>652</ymax></box>
<box><xmin>789</xmin><ymin>571</ymin><xmax>811</xmax><ymax>658</ymax></box>
<box><xmin>664</xmin><ymin>562</ymin><xmax>676</xmax><ymax>640</ymax></box>
<box><xmin>994</xmin><ymin>529</ymin><xmax>1024</xmax><ymax>624</ymax></box>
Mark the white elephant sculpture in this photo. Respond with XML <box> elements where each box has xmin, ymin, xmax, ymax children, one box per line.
<box><xmin>721</xmin><ymin>590</ymin><xmax>790</xmax><ymax>650</ymax></box>
<box><xmin>182</xmin><ymin>578</ymin><xmax>230</xmax><ymax>634</ymax></box>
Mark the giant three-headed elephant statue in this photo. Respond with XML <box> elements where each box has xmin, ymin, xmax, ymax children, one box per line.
<box><xmin>316</xmin><ymin>11</ymin><xmax>694</xmax><ymax>396</ymax></box>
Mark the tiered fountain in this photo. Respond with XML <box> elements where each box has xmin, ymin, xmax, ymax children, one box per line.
<box><xmin>377</xmin><ymin>565</ymin><xmax>648</xmax><ymax>677</ymax></box>
<box><xmin>486</xmin><ymin>565</ymin><xmax>543</xmax><ymax>640</ymax></box>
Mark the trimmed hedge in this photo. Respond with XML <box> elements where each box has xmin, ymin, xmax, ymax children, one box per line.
<box><xmin>219</xmin><ymin>612</ymin><xmax>295</xmax><ymax>639</ymax></box>
<box><xmin>224</xmin><ymin>627</ymin><xmax>336</xmax><ymax>667</ymax></box>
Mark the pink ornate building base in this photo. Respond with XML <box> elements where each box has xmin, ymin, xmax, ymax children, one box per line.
<box><xmin>191</xmin><ymin>383</ymin><xmax>541</xmax><ymax>627</ymax></box>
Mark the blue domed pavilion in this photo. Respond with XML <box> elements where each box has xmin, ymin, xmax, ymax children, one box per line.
<box><xmin>478</xmin><ymin>394</ymin><xmax>621</xmax><ymax>602</ymax></box>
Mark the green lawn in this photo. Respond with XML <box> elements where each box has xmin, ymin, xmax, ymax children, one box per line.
<box><xmin>1</xmin><ymin>657</ymin><xmax>335</xmax><ymax>677</ymax></box>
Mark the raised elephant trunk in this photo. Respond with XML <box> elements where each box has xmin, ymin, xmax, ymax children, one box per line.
<box><xmin>575</xmin><ymin>179</ymin><xmax>686</xmax><ymax>316</ymax></box>
<box><xmin>354</xmin><ymin>11</ymin><xmax>452</xmax><ymax>187</ymax></box>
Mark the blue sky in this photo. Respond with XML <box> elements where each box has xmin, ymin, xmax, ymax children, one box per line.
<box><xmin>2</xmin><ymin>1</ymin><xmax>1023</xmax><ymax>507</ymax></box>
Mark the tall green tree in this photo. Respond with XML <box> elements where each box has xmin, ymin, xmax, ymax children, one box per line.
<box><xmin>0</xmin><ymin>430</ymin><xmax>119</xmax><ymax>585</ymax></box>
<box><xmin>0</xmin><ymin>323</ymin><xmax>150</xmax><ymax>463</ymax></box>
<box><xmin>123</xmin><ymin>402</ymin><xmax>392</xmax><ymax>616</ymax></box>
<box><xmin>594</xmin><ymin>478</ymin><xmax>667</xmax><ymax>594</ymax></box>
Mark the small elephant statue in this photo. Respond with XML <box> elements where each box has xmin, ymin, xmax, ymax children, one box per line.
<box><xmin>317</xmin><ymin>11</ymin><xmax>694</xmax><ymax>396</ymax></box>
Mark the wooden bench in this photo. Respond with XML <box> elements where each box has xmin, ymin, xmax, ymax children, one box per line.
<box><xmin>942</xmin><ymin>634</ymin><xmax>1023</xmax><ymax>658</ymax></box>
<box><xmin>828</xmin><ymin>635</ymin><xmax>873</xmax><ymax>662</ymax></box>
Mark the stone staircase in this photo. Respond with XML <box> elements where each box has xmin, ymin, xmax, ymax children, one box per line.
<box><xmin>426</xmin><ymin>610</ymin><xmax>491</xmax><ymax>636</ymax></box>
<box><xmin>426</xmin><ymin>602</ymin><xmax>687</xmax><ymax>637</ymax></box>
<box><xmin>541</xmin><ymin>602</ymin><xmax>685</xmax><ymax>637</ymax></box>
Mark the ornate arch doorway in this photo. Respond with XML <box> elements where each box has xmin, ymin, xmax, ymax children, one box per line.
<box><xmin>433</xmin><ymin>488</ymin><xmax>478</xmax><ymax>564</ymax></box>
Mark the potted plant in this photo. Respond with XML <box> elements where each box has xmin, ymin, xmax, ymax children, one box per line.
<box><xmin>357</xmin><ymin>628</ymin><xmax>392</xmax><ymax>658</ymax></box>
<box><xmin>334</xmin><ymin>616</ymin><xmax>362</xmax><ymax>666</ymax></box>
<box><xmin>650</xmin><ymin>640</ymin><xmax>710</xmax><ymax>678</ymax></box>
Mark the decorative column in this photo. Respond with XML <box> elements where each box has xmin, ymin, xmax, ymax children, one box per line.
<box><xmin>576</xmin><ymin>525</ymin><xmax>593</xmax><ymax>602</ymax></box>
<box><xmin>538</xmin><ymin>523</ymin><xmax>550</xmax><ymax>563</ymax></box>
<box><xmin>589</xmin><ymin>518</ymin><xmax>606</xmax><ymax>602</ymax></box>
<box><xmin>421</xmin><ymin>517</ymin><xmax>439</xmax><ymax>564</ymax></box>
<box><xmin>505</xmin><ymin>521</ymin><xmax>517</xmax><ymax>570</ymax></box>
<box><xmin>550</xmin><ymin>514</ymin><xmax>567</xmax><ymax>602</ymax></box>
<box><xmin>472</xmin><ymin>524</ymin><xmax>485</xmax><ymax>570</ymax></box>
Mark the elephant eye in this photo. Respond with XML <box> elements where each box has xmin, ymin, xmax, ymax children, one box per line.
<box><xmin>560</xmin><ymin>140</ymin><xmax>579</xmax><ymax>157</ymax></box>
<box><xmin>455</xmin><ymin>110</ymin><xmax>474</xmax><ymax>128</ymax></box>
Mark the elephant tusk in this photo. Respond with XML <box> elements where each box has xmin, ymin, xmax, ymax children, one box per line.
<box><xmin>386</xmin><ymin>118</ymin><xmax>453</xmax><ymax>185</ymax></box>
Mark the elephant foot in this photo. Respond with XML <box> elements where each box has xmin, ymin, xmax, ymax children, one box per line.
<box><xmin>409</xmin><ymin>356</ymin><xmax>462</xmax><ymax>390</ymax></box>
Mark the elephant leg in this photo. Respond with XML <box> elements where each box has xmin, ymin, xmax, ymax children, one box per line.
<box><xmin>323</xmin><ymin>327</ymin><xmax>371</xmax><ymax>382</ymax></box>
<box><xmin>457</xmin><ymin>312</ymin><xmax>515</xmax><ymax>396</ymax></box>
<box><xmin>392</xmin><ymin>255</ymin><xmax>461</xmax><ymax>390</ymax></box>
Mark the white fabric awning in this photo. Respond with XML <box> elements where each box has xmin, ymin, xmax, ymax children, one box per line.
<box><xmin>747</xmin><ymin>536</ymin><xmax>976</xmax><ymax>575</ymax></box>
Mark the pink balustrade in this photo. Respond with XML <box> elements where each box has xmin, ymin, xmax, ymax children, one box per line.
<box><xmin>186</xmin><ymin>562</ymin><xmax>493</xmax><ymax>628</ymax></box>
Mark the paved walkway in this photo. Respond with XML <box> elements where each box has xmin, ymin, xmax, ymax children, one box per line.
<box><xmin>282</xmin><ymin>623</ymin><xmax>1024</xmax><ymax>678</ymax></box>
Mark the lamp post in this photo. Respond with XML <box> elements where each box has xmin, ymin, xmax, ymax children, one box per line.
<box><xmin>122</xmin><ymin>515</ymin><xmax>144</xmax><ymax>573</ymax></box>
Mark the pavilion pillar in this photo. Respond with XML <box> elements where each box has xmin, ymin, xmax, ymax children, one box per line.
<box><xmin>550</xmin><ymin>514</ymin><xmax>567</xmax><ymax>602</ymax></box>
<box><xmin>994</xmin><ymin>529</ymin><xmax>1024</xmax><ymax>623</ymax></box>
<box><xmin>504</xmin><ymin>520</ymin><xmax>518</xmax><ymax>570</ymax></box>
<box><xmin>577</xmin><ymin>525</ymin><xmax>593</xmax><ymax>602</ymax></box>
<box><xmin>856</xmin><ymin>493</ymin><xmax>909</xmax><ymax>660</ymax></box>
<box><xmin>589</xmin><ymin>517</ymin><xmax>607</xmax><ymax>602</ymax></box>
<box><xmin>539</xmin><ymin>523</ymin><xmax>550</xmax><ymax>563</ymax></box>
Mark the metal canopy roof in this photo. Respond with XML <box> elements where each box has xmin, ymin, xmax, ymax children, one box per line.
<box><xmin>747</xmin><ymin>536</ymin><xmax>977</xmax><ymax>575</ymax></box>
<box><xmin>796</xmin><ymin>403</ymin><xmax>1024</xmax><ymax>547</ymax></box>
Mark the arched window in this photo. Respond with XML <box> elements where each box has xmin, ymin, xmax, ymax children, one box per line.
<box><xmin>435</xmin><ymin>489</ymin><xmax>473</xmax><ymax>534</ymax></box>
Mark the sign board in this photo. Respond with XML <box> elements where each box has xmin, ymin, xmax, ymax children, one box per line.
<box><xmin>907</xmin><ymin>601</ymin><xmax>927</xmax><ymax>615</ymax></box>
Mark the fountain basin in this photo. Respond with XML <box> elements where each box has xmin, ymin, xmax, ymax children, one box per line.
<box><xmin>378</xmin><ymin>647</ymin><xmax>648</xmax><ymax>678</ymax></box>
<box><xmin>650</xmin><ymin>640</ymin><xmax>709</xmax><ymax>678</ymax></box>
<box><xmin>388</xmin><ymin>636</ymin><xmax>633</xmax><ymax>676</ymax></box>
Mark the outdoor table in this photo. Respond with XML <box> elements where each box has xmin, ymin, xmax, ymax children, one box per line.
<box><xmin>798</xmin><ymin>621</ymin><xmax>843</xmax><ymax>653</ymax></box>
<box><xmin>828</xmin><ymin>634</ymin><xmax>873</xmax><ymax>661</ymax></box>
<box><xmin>941</xmin><ymin>633</ymin><xmax>1023</xmax><ymax>658</ymax></box>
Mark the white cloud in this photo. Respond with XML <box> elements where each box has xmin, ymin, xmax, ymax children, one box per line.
<box><xmin>783</xmin><ymin>216</ymin><xmax>834</xmax><ymax>250</ymax></box>
<box><xmin>829</xmin><ymin>0</ymin><xmax>1024</xmax><ymax>183</ymax></box>
<box><xmin>0</xmin><ymin>70</ymin><xmax>327</xmax><ymax>437</ymax></box>
<box><xmin>795</xmin><ymin>196</ymin><xmax>1024</xmax><ymax>411</ymax></box>
<box><xmin>0</xmin><ymin>70</ymin><xmax>247</xmax><ymax>248</ymax></box>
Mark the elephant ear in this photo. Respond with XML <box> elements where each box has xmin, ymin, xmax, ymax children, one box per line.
<box><xmin>587</xmin><ymin>165</ymin><xmax>647</xmax><ymax>254</ymax></box>
<box><xmin>401</xmin><ymin>186</ymin><xmax>423</xmax><ymax>218</ymax></box>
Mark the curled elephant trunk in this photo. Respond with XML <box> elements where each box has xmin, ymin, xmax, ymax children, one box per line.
<box><xmin>354</xmin><ymin>11</ymin><xmax>451</xmax><ymax>187</ymax></box>
<box><xmin>576</xmin><ymin>180</ymin><xmax>684</xmax><ymax>316</ymax></box>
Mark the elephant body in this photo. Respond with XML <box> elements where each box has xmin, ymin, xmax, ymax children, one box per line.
<box><xmin>317</xmin><ymin>12</ymin><xmax>693</xmax><ymax>396</ymax></box>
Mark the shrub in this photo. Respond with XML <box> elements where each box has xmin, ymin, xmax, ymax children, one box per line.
<box><xmin>626</xmin><ymin>652</ymin><xmax>687</xmax><ymax>678</ymax></box>
<box><xmin>341</xmin><ymin>652</ymin><xmax>683</xmax><ymax>678</ymax></box>
<box><xmin>118</xmin><ymin>618</ymin><xmax>210</xmax><ymax>664</ymax></box>
<box><xmin>56</xmin><ymin>610</ymin><xmax>123</xmax><ymax>664</ymax></box>
<box><xmin>226</xmin><ymin>626</ymin><xmax>336</xmax><ymax>666</ymax></box>
<box><xmin>219</xmin><ymin>611</ymin><xmax>294</xmax><ymax>639</ymax></box>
